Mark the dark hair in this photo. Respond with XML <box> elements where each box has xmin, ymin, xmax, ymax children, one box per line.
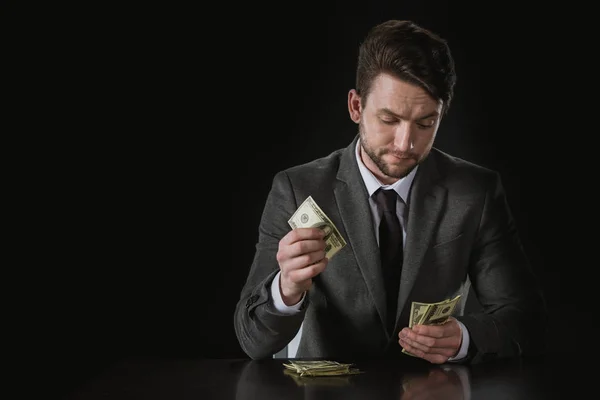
<box><xmin>356</xmin><ymin>20</ymin><xmax>456</xmax><ymax>114</ymax></box>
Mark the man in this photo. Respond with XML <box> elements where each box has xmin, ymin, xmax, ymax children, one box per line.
<box><xmin>234</xmin><ymin>19</ymin><xmax>548</xmax><ymax>364</ymax></box>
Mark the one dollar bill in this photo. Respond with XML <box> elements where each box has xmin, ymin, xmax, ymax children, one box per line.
<box><xmin>288</xmin><ymin>196</ymin><xmax>347</xmax><ymax>260</ymax></box>
<box><xmin>402</xmin><ymin>295</ymin><xmax>462</xmax><ymax>356</ymax></box>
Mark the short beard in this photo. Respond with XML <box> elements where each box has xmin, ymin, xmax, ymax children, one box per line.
<box><xmin>358</xmin><ymin>120</ymin><xmax>418</xmax><ymax>180</ymax></box>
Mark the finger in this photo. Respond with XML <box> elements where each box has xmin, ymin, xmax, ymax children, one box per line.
<box><xmin>280</xmin><ymin>248</ymin><xmax>328</xmax><ymax>273</ymax></box>
<box><xmin>421</xmin><ymin>353</ymin><xmax>450</xmax><ymax>364</ymax></box>
<box><xmin>399</xmin><ymin>327</ymin><xmax>461</xmax><ymax>358</ymax></box>
<box><xmin>277</xmin><ymin>239</ymin><xmax>326</xmax><ymax>267</ymax></box>
<box><xmin>412</xmin><ymin>319</ymin><xmax>461</xmax><ymax>338</ymax></box>
<box><xmin>399</xmin><ymin>340</ymin><xmax>448</xmax><ymax>364</ymax></box>
<box><xmin>287</xmin><ymin>239</ymin><xmax>327</xmax><ymax>259</ymax></box>
<box><xmin>400</xmin><ymin>328</ymin><xmax>460</xmax><ymax>349</ymax></box>
<box><xmin>288</xmin><ymin>258</ymin><xmax>328</xmax><ymax>282</ymax></box>
<box><xmin>281</xmin><ymin>227</ymin><xmax>325</xmax><ymax>245</ymax></box>
<box><xmin>399</xmin><ymin>337</ymin><xmax>456</xmax><ymax>358</ymax></box>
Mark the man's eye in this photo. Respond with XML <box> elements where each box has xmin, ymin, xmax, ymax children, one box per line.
<box><xmin>417</xmin><ymin>120</ymin><xmax>435</xmax><ymax>129</ymax></box>
<box><xmin>381</xmin><ymin>119</ymin><xmax>396</xmax><ymax>125</ymax></box>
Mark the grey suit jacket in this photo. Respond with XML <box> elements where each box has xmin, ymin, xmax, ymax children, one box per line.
<box><xmin>234</xmin><ymin>134</ymin><xmax>548</xmax><ymax>363</ymax></box>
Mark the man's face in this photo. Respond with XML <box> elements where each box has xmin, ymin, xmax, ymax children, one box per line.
<box><xmin>349</xmin><ymin>73</ymin><xmax>443</xmax><ymax>184</ymax></box>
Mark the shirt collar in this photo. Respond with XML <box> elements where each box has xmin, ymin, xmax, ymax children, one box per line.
<box><xmin>355</xmin><ymin>138</ymin><xmax>417</xmax><ymax>204</ymax></box>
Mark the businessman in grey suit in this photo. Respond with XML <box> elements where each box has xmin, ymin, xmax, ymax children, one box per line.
<box><xmin>234</xmin><ymin>19</ymin><xmax>547</xmax><ymax>364</ymax></box>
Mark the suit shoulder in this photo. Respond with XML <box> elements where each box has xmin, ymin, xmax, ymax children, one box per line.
<box><xmin>430</xmin><ymin>148</ymin><xmax>502</xmax><ymax>187</ymax></box>
<box><xmin>274</xmin><ymin>147</ymin><xmax>344</xmax><ymax>184</ymax></box>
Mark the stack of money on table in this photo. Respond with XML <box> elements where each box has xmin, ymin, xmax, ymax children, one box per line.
<box><xmin>282</xmin><ymin>360</ymin><xmax>362</xmax><ymax>377</ymax></box>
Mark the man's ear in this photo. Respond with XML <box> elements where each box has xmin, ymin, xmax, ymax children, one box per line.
<box><xmin>348</xmin><ymin>89</ymin><xmax>362</xmax><ymax>123</ymax></box>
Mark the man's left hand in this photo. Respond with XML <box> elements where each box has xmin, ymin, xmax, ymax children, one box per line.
<box><xmin>398</xmin><ymin>317</ymin><xmax>463</xmax><ymax>364</ymax></box>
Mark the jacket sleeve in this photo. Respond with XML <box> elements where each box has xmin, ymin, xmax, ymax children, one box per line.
<box><xmin>233</xmin><ymin>170</ymin><xmax>308</xmax><ymax>360</ymax></box>
<box><xmin>456</xmin><ymin>172</ymin><xmax>549</xmax><ymax>364</ymax></box>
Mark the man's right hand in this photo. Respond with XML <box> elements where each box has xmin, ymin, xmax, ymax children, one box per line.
<box><xmin>276</xmin><ymin>227</ymin><xmax>329</xmax><ymax>306</ymax></box>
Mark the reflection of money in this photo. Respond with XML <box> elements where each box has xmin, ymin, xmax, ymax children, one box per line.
<box><xmin>403</xmin><ymin>295</ymin><xmax>462</xmax><ymax>356</ymax></box>
<box><xmin>288</xmin><ymin>196</ymin><xmax>347</xmax><ymax>259</ymax></box>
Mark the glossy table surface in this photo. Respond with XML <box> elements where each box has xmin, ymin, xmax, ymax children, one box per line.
<box><xmin>66</xmin><ymin>355</ymin><xmax>585</xmax><ymax>399</ymax></box>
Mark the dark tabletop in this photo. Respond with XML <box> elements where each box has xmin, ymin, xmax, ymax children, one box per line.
<box><xmin>64</xmin><ymin>355</ymin><xmax>585</xmax><ymax>400</ymax></box>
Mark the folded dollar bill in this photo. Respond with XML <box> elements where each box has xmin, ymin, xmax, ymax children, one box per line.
<box><xmin>288</xmin><ymin>196</ymin><xmax>347</xmax><ymax>259</ymax></box>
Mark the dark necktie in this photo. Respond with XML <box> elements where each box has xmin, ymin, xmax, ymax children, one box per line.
<box><xmin>373</xmin><ymin>188</ymin><xmax>403</xmax><ymax>335</ymax></box>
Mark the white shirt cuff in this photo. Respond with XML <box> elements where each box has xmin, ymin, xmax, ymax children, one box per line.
<box><xmin>448</xmin><ymin>318</ymin><xmax>470</xmax><ymax>361</ymax></box>
<box><xmin>270</xmin><ymin>271</ymin><xmax>305</xmax><ymax>314</ymax></box>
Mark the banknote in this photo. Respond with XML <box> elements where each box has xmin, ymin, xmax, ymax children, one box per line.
<box><xmin>423</xmin><ymin>295</ymin><xmax>462</xmax><ymax>325</ymax></box>
<box><xmin>283</xmin><ymin>369</ymin><xmax>353</xmax><ymax>386</ymax></box>
<box><xmin>288</xmin><ymin>196</ymin><xmax>347</xmax><ymax>259</ymax></box>
<box><xmin>409</xmin><ymin>301</ymin><xmax>432</xmax><ymax>328</ymax></box>
<box><xmin>282</xmin><ymin>360</ymin><xmax>362</xmax><ymax>377</ymax></box>
<box><xmin>402</xmin><ymin>295</ymin><xmax>462</xmax><ymax>356</ymax></box>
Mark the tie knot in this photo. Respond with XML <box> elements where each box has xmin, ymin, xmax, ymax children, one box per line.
<box><xmin>374</xmin><ymin>188</ymin><xmax>398</xmax><ymax>214</ymax></box>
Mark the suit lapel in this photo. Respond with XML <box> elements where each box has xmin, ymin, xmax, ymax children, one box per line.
<box><xmin>333</xmin><ymin>137</ymin><xmax>448</xmax><ymax>338</ymax></box>
<box><xmin>334</xmin><ymin>135</ymin><xmax>388</xmax><ymax>332</ymax></box>
<box><xmin>395</xmin><ymin>152</ymin><xmax>447</xmax><ymax>329</ymax></box>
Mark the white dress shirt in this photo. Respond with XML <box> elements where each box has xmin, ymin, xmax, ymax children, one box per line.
<box><xmin>269</xmin><ymin>139</ymin><xmax>470</xmax><ymax>361</ymax></box>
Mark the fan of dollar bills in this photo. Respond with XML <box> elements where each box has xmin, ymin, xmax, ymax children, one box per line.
<box><xmin>282</xmin><ymin>360</ymin><xmax>363</xmax><ymax>377</ymax></box>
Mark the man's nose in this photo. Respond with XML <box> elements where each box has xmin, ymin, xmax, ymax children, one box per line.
<box><xmin>394</xmin><ymin>123</ymin><xmax>414</xmax><ymax>151</ymax></box>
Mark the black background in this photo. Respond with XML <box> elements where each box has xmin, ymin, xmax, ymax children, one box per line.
<box><xmin>37</xmin><ymin>1</ymin><xmax>597</xmax><ymax>396</ymax></box>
